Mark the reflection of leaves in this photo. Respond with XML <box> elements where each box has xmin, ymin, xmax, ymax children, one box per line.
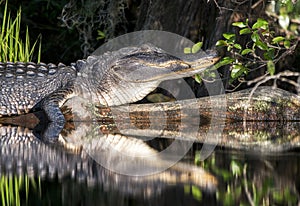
<box><xmin>217</xmin><ymin>185</ymin><xmax>242</xmax><ymax>206</ymax></box>
<box><xmin>272</xmin><ymin>188</ymin><xmax>298</xmax><ymax>205</ymax></box>
<box><xmin>192</xmin><ymin>186</ymin><xmax>202</xmax><ymax>201</ymax></box>
<box><xmin>230</xmin><ymin>160</ymin><xmax>242</xmax><ymax>177</ymax></box>
<box><xmin>184</xmin><ymin>185</ymin><xmax>202</xmax><ymax>202</ymax></box>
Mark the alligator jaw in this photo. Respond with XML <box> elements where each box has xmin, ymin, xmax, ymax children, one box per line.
<box><xmin>111</xmin><ymin>48</ymin><xmax>220</xmax><ymax>83</ymax></box>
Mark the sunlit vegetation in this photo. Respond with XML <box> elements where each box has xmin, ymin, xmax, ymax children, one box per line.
<box><xmin>0</xmin><ymin>175</ymin><xmax>41</xmax><ymax>206</ymax></box>
<box><xmin>0</xmin><ymin>1</ymin><xmax>41</xmax><ymax>62</ymax></box>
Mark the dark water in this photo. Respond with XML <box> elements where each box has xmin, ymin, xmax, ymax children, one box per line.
<box><xmin>1</xmin><ymin>142</ymin><xmax>299</xmax><ymax>206</ymax></box>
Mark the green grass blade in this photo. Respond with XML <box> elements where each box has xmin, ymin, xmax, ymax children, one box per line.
<box><xmin>0</xmin><ymin>1</ymin><xmax>42</xmax><ymax>62</ymax></box>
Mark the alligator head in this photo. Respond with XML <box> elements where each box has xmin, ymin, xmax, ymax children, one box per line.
<box><xmin>75</xmin><ymin>44</ymin><xmax>220</xmax><ymax>106</ymax></box>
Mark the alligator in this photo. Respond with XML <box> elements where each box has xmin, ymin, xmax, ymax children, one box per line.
<box><xmin>0</xmin><ymin>44</ymin><xmax>219</xmax><ymax>140</ymax></box>
<box><xmin>0</xmin><ymin>125</ymin><xmax>217</xmax><ymax>196</ymax></box>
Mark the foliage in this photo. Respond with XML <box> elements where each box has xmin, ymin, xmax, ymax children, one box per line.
<box><xmin>216</xmin><ymin>18</ymin><xmax>296</xmax><ymax>86</ymax></box>
<box><xmin>184</xmin><ymin>42</ymin><xmax>217</xmax><ymax>84</ymax></box>
<box><xmin>60</xmin><ymin>0</ymin><xmax>127</xmax><ymax>57</ymax></box>
<box><xmin>0</xmin><ymin>175</ymin><xmax>40</xmax><ymax>206</ymax></box>
<box><xmin>0</xmin><ymin>1</ymin><xmax>41</xmax><ymax>62</ymax></box>
<box><xmin>195</xmin><ymin>151</ymin><xmax>299</xmax><ymax>205</ymax></box>
<box><xmin>266</xmin><ymin>0</ymin><xmax>300</xmax><ymax>34</ymax></box>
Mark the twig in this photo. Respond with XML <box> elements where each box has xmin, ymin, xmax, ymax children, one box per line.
<box><xmin>243</xmin><ymin>164</ymin><xmax>255</xmax><ymax>206</ymax></box>
<box><xmin>212</xmin><ymin>0</ymin><xmax>235</xmax><ymax>11</ymax></box>
<box><xmin>247</xmin><ymin>70</ymin><xmax>300</xmax><ymax>86</ymax></box>
<box><xmin>251</xmin><ymin>0</ymin><xmax>264</xmax><ymax>9</ymax></box>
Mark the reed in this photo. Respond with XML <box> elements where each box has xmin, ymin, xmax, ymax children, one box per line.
<box><xmin>0</xmin><ymin>1</ymin><xmax>41</xmax><ymax>62</ymax></box>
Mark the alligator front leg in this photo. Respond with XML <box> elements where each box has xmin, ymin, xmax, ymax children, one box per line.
<box><xmin>41</xmin><ymin>87</ymin><xmax>73</xmax><ymax>142</ymax></box>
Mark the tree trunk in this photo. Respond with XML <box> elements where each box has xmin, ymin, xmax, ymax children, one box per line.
<box><xmin>133</xmin><ymin>0</ymin><xmax>268</xmax><ymax>49</ymax></box>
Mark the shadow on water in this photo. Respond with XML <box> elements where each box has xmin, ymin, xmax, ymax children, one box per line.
<box><xmin>1</xmin><ymin>87</ymin><xmax>300</xmax><ymax>205</ymax></box>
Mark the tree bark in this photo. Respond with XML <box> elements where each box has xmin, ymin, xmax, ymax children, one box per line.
<box><xmin>133</xmin><ymin>0</ymin><xmax>268</xmax><ymax>49</ymax></box>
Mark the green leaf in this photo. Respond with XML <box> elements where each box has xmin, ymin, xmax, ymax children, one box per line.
<box><xmin>279</xmin><ymin>14</ymin><xmax>290</xmax><ymax>30</ymax></box>
<box><xmin>230</xmin><ymin>160</ymin><xmax>242</xmax><ymax>177</ymax></box>
<box><xmin>241</xmin><ymin>48</ymin><xmax>253</xmax><ymax>55</ymax></box>
<box><xmin>184</xmin><ymin>47</ymin><xmax>191</xmax><ymax>54</ymax></box>
<box><xmin>233</xmin><ymin>43</ymin><xmax>242</xmax><ymax>50</ymax></box>
<box><xmin>252</xmin><ymin>18</ymin><xmax>268</xmax><ymax>30</ymax></box>
<box><xmin>216</xmin><ymin>40</ymin><xmax>228</xmax><ymax>47</ymax></box>
<box><xmin>239</xmin><ymin>28</ymin><xmax>252</xmax><ymax>35</ymax></box>
<box><xmin>194</xmin><ymin>74</ymin><xmax>202</xmax><ymax>84</ymax></box>
<box><xmin>227</xmin><ymin>45</ymin><xmax>233</xmax><ymax>51</ymax></box>
<box><xmin>255</xmin><ymin>40</ymin><xmax>268</xmax><ymax>50</ymax></box>
<box><xmin>267</xmin><ymin>60</ymin><xmax>275</xmax><ymax>75</ymax></box>
<box><xmin>264</xmin><ymin>48</ymin><xmax>275</xmax><ymax>60</ymax></box>
<box><xmin>223</xmin><ymin>33</ymin><xmax>235</xmax><ymax>41</ymax></box>
<box><xmin>272</xmin><ymin>36</ymin><xmax>285</xmax><ymax>44</ymax></box>
<box><xmin>284</xmin><ymin>40</ymin><xmax>290</xmax><ymax>48</ymax></box>
<box><xmin>251</xmin><ymin>32</ymin><xmax>259</xmax><ymax>42</ymax></box>
<box><xmin>232</xmin><ymin>21</ymin><xmax>247</xmax><ymax>28</ymax></box>
<box><xmin>191</xmin><ymin>186</ymin><xmax>202</xmax><ymax>201</ymax></box>
<box><xmin>96</xmin><ymin>30</ymin><xmax>106</xmax><ymax>40</ymax></box>
<box><xmin>214</xmin><ymin>57</ymin><xmax>234</xmax><ymax>69</ymax></box>
<box><xmin>231</xmin><ymin>64</ymin><xmax>248</xmax><ymax>79</ymax></box>
<box><xmin>192</xmin><ymin>42</ymin><xmax>203</xmax><ymax>53</ymax></box>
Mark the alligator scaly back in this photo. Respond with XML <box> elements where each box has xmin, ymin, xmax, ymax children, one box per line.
<box><xmin>0</xmin><ymin>61</ymin><xmax>77</xmax><ymax>117</ymax></box>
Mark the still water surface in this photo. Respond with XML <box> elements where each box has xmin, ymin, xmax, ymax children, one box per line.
<box><xmin>0</xmin><ymin>134</ymin><xmax>299</xmax><ymax>206</ymax></box>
